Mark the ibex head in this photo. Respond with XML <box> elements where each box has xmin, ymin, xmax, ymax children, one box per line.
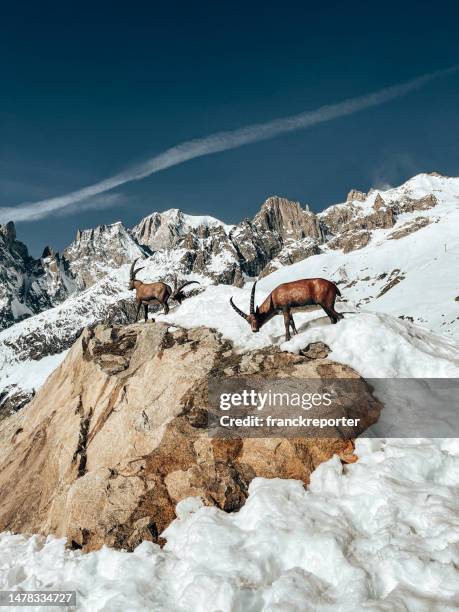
<box><xmin>230</xmin><ymin>282</ymin><xmax>260</xmax><ymax>332</ymax></box>
<box><xmin>129</xmin><ymin>258</ymin><xmax>144</xmax><ymax>290</ymax></box>
<box><xmin>172</xmin><ymin>275</ymin><xmax>200</xmax><ymax>304</ymax></box>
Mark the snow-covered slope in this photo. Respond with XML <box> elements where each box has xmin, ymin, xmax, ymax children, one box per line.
<box><xmin>1</xmin><ymin>173</ymin><xmax>459</xmax><ymax>611</ymax></box>
<box><xmin>157</xmin><ymin>289</ymin><xmax>459</xmax><ymax>377</ymax></box>
<box><xmin>2</xmin><ymin>437</ymin><xmax>458</xmax><ymax>611</ymax></box>
<box><xmin>1</xmin><ymin>172</ymin><xmax>458</xmax><ymax>406</ymax></box>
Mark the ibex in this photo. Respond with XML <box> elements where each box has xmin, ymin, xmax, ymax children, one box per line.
<box><xmin>230</xmin><ymin>278</ymin><xmax>343</xmax><ymax>341</ymax></box>
<box><xmin>129</xmin><ymin>259</ymin><xmax>199</xmax><ymax>322</ymax></box>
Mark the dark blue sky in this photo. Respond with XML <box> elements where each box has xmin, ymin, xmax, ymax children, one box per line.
<box><xmin>1</xmin><ymin>0</ymin><xmax>458</xmax><ymax>256</ymax></box>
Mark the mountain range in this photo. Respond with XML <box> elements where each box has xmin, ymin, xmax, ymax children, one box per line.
<box><xmin>0</xmin><ymin>171</ymin><xmax>458</xmax><ymax>412</ymax></box>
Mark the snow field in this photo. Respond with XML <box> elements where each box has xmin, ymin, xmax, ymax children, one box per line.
<box><xmin>1</xmin><ymin>438</ymin><xmax>458</xmax><ymax>611</ymax></box>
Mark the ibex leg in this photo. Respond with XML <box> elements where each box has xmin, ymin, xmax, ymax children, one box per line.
<box><xmin>283</xmin><ymin>309</ymin><xmax>291</xmax><ymax>341</ymax></box>
<box><xmin>289</xmin><ymin>315</ymin><xmax>298</xmax><ymax>335</ymax></box>
<box><xmin>330</xmin><ymin>294</ymin><xmax>344</xmax><ymax>321</ymax></box>
<box><xmin>144</xmin><ymin>304</ymin><xmax>149</xmax><ymax>322</ymax></box>
<box><xmin>135</xmin><ymin>302</ymin><xmax>142</xmax><ymax>322</ymax></box>
<box><xmin>321</xmin><ymin>304</ymin><xmax>338</xmax><ymax>324</ymax></box>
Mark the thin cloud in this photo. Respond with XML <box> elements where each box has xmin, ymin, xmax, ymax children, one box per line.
<box><xmin>1</xmin><ymin>65</ymin><xmax>457</xmax><ymax>224</ymax></box>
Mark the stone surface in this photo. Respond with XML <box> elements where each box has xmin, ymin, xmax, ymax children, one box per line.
<box><xmin>299</xmin><ymin>342</ymin><xmax>331</xmax><ymax>360</ymax></box>
<box><xmin>0</xmin><ymin>181</ymin><xmax>441</xmax><ymax>333</ymax></box>
<box><xmin>0</xmin><ymin>222</ymin><xmax>75</xmax><ymax>330</ymax></box>
<box><xmin>328</xmin><ymin>230</ymin><xmax>371</xmax><ymax>253</ymax></box>
<box><xmin>388</xmin><ymin>217</ymin><xmax>431</xmax><ymax>240</ymax></box>
<box><xmin>347</xmin><ymin>189</ymin><xmax>367</xmax><ymax>202</ymax></box>
<box><xmin>0</xmin><ymin>322</ymin><xmax>380</xmax><ymax>551</ymax></box>
<box><xmin>63</xmin><ymin>222</ymin><xmax>147</xmax><ymax>289</ymax></box>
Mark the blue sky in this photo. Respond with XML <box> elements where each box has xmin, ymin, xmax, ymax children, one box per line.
<box><xmin>1</xmin><ymin>0</ymin><xmax>458</xmax><ymax>255</ymax></box>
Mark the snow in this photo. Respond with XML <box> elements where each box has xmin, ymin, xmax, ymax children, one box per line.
<box><xmin>1</xmin><ymin>173</ymin><xmax>459</xmax><ymax>610</ymax></box>
<box><xmin>0</xmin><ymin>351</ymin><xmax>68</xmax><ymax>393</ymax></box>
<box><xmin>179</xmin><ymin>211</ymin><xmax>234</xmax><ymax>233</ymax></box>
<box><xmin>156</xmin><ymin>286</ymin><xmax>459</xmax><ymax>377</ymax></box>
<box><xmin>1</xmin><ymin>437</ymin><xmax>458</xmax><ymax>611</ymax></box>
<box><xmin>1</xmin><ymin>172</ymin><xmax>458</xmax><ymax>398</ymax></box>
<box><xmin>283</xmin><ymin>312</ymin><xmax>459</xmax><ymax>378</ymax></box>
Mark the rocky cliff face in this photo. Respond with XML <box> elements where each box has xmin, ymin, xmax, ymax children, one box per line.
<box><xmin>0</xmin><ymin>322</ymin><xmax>378</xmax><ymax>551</ymax></box>
<box><xmin>131</xmin><ymin>198</ymin><xmax>323</xmax><ymax>285</ymax></box>
<box><xmin>0</xmin><ymin>222</ymin><xmax>75</xmax><ymax>330</ymax></box>
<box><xmin>63</xmin><ymin>222</ymin><xmax>147</xmax><ymax>289</ymax></box>
<box><xmin>1</xmin><ymin>178</ymin><xmax>441</xmax><ymax>333</ymax></box>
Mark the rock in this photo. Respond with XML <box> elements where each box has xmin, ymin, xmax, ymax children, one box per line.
<box><xmin>0</xmin><ymin>322</ymin><xmax>380</xmax><ymax>552</ymax></box>
<box><xmin>0</xmin><ymin>386</ymin><xmax>35</xmax><ymax>421</ymax></box>
<box><xmin>320</xmin><ymin>197</ymin><xmax>395</xmax><ymax>237</ymax></box>
<box><xmin>388</xmin><ymin>217</ymin><xmax>431</xmax><ymax>240</ymax></box>
<box><xmin>0</xmin><ymin>222</ymin><xmax>75</xmax><ymax>331</ymax></box>
<box><xmin>259</xmin><ymin>238</ymin><xmax>321</xmax><ymax>278</ymax></box>
<box><xmin>377</xmin><ymin>269</ymin><xmax>406</xmax><ymax>298</ymax></box>
<box><xmin>299</xmin><ymin>342</ymin><xmax>331</xmax><ymax>360</ymax></box>
<box><xmin>347</xmin><ymin>189</ymin><xmax>367</xmax><ymax>202</ymax></box>
<box><xmin>253</xmin><ymin>196</ymin><xmax>323</xmax><ymax>243</ymax></box>
<box><xmin>396</xmin><ymin>194</ymin><xmax>438</xmax><ymax>213</ymax></box>
<box><xmin>328</xmin><ymin>230</ymin><xmax>371</xmax><ymax>253</ymax></box>
<box><xmin>63</xmin><ymin>222</ymin><xmax>147</xmax><ymax>289</ymax></box>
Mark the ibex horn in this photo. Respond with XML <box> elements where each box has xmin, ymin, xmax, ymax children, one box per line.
<box><xmin>130</xmin><ymin>258</ymin><xmax>139</xmax><ymax>279</ymax></box>
<box><xmin>176</xmin><ymin>280</ymin><xmax>200</xmax><ymax>293</ymax></box>
<box><xmin>229</xmin><ymin>298</ymin><xmax>249</xmax><ymax>321</ymax></box>
<box><xmin>250</xmin><ymin>281</ymin><xmax>257</xmax><ymax>314</ymax></box>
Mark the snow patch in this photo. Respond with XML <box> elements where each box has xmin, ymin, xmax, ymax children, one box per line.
<box><xmin>1</xmin><ymin>438</ymin><xmax>458</xmax><ymax>611</ymax></box>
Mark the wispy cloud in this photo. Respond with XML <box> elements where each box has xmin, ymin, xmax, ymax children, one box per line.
<box><xmin>1</xmin><ymin>65</ymin><xmax>457</xmax><ymax>224</ymax></box>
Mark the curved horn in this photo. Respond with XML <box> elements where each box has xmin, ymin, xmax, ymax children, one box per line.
<box><xmin>177</xmin><ymin>280</ymin><xmax>200</xmax><ymax>293</ymax></box>
<box><xmin>250</xmin><ymin>281</ymin><xmax>257</xmax><ymax>314</ymax></box>
<box><xmin>229</xmin><ymin>297</ymin><xmax>249</xmax><ymax>321</ymax></box>
<box><xmin>130</xmin><ymin>258</ymin><xmax>140</xmax><ymax>279</ymax></box>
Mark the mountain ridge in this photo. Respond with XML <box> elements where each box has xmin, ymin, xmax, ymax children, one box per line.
<box><xmin>1</xmin><ymin>171</ymin><xmax>452</xmax><ymax>333</ymax></box>
<box><xmin>1</xmin><ymin>172</ymin><xmax>458</xmax><ymax>412</ymax></box>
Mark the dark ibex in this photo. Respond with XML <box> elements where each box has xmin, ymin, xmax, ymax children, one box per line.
<box><xmin>230</xmin><ymin>278</ymin><xmax>343</xmax><ymax>341</ymax></box>
<box><xmin>129</xmin><ymin>259</ymin><xmax>199</xmax><ymax>322</ymax></box>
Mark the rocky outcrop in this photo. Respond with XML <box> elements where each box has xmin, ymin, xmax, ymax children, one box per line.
<box><xmin>347</xmin><ymin>189</ymin><xmax>367</xmax><ymax>202</ymax></box>
<box><xmin>132</xmin><ymin>209</ymin><xmax>229</xmax><ymax>251</ymax></box>
<box><xmin>396</xmin><ymin>194</ymin><xmax>437</xmax><ymax>213</ymax></box>
<box><xmin>63</xmin><ymin>222</ymin><xmax>147</xmax><ymax>289</ymax></box>
<box><xmin>320</xmin><ymin>193</ymin><xmax>396</xmax><ymax>237</ymax></box>
<box><xmin>0</xmin><ymin>222</ymin><xmax>75</xmax><ymax>331</ymax></box>
<box><xmin>259</xmin><ymin>238</ymin><xmax>321</xmax><ymax>278</ymax></box>
<box><xmin>388</xmin><ymin>217</ymin><xmax>431</xmax><ymax>240</ymax></box>
<box><xmin>0</xmin><ymin>386</ymin><xmax>35</xmax><ymax>421</ymax></box>
<box><xmin>377</xmin><ymin>269</ymin><xmax>406</xmax><ymax>298</ymax></box>
<box><xmin>2</xmin><ymin>175</ymin><xmax>442</xmax><ymax>334</ymax></box>
<box><xmin>132</xmin><ymin>198</ymin><xmax>323</xmax><ymax>284</ymax></box>
<box><xmin>328</xmin><ymin>230</ymin><xmax>372</xmax><ymax>253</ymax></box>
<box><xmin>0</xmin><ymin>322</ymin><xmax>379</xmax><ymax>551</ymax></box>
<box><xmin>253</xmin><ymin>197</ymin><xmax>323</xmax><ymax>243</ymax></box>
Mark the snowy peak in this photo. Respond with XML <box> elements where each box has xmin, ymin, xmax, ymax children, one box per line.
<box><xmin>63</xmin><ymin>221</ymin><xmax>147</xmax><ymax>289</ymax></box>
<box><xmin>254</xmin><ymin>196</ymin><xmax>322</xmax><ymax>243</ymax></box>
<box><xmin>0</xmin><ymin>222</ymin><xmax>74</xmax><ymax>330</ymax></box>
<box><xmin>132</xmin><ymin>208</ymin><xmax>232</xmax><ymax>251</ymax></box>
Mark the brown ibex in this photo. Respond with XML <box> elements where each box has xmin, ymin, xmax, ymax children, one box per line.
<box><xmin>129</xmin><ymin>259</ymin><xmax>199</xmax><ymax>322</ymax></box>
<box><xmin>230</xmin><ymin>278</ymin><xmax>343</xmax><ymax>341</ymax></box>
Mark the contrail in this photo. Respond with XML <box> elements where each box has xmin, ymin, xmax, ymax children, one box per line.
<box><xmin>1</xmin><ymin>65</ymin><xmax>457</xmax><ymax>223</ymax></box>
